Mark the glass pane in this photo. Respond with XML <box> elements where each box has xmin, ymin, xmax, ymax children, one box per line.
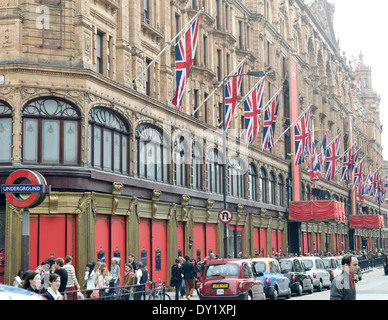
<box><xmin>42</xmin><ymin>119</ymin><xmax>59</xmax><ymax>163</ymax></box>
<box><xmin>23</xmin><ymin>119</ymin><xmax>38</xmax><ymax>162</ymax></box>
<box><xmin>0</xmin><ymin>118</ymin><xmax>12</xmax><ymax>162</ymax></box>
<box><xmin>147</xmin><ymin>143</ymin><xmax>155</xmax><ymax>179</ymax></box>
<box><xmin>64</xmin><ymin>121</ymin><xmax>78</xmax><ymax>164</ymax></box>
<box><xmin>122</xmin><ymin>136</ymin><xmax>127</xmax><ymax>174</ymax></box>
<box><xmin>103</xmin><ymin>129</ymin><xmax>112</xmax><ymax>170</ymax></box>
<box><xmin>88</xmin><ymin>124</ymin><xmax>92</xmax><ymax>165</ymax></box>
<box><xmin>94</xmin><ymin>126</ymin><xmax>101</xmax><ymax>168</ymax></box>
<box><xmin>114</xmin><ymin>132</ymin><xmax>120</xmax><ymax>172</ymax></box>
<box><xmin>138</xmin><ymin>140</ymin><xmax>145</xmax><ymax>177</ymax></box>
<box><xmin>156</xmin><ymin>144</ymin><xmax>162</xmax><ymax>180</ymax></box>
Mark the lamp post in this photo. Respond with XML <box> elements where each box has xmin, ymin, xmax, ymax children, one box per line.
<box><xmin>222</xmin><ymin>70</ymin><xmax>266</xmax><ymax>258</ymax></box>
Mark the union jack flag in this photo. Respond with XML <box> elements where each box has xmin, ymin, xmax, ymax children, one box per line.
<box><xmin>358</xmin><ymin>169</ymin><xmax>372</xmax><ymax>202</ymax></box>
<box><xmin>353</xmin><ymin>157</ymin><xmax>365</xmax><ymax>190</ymax></box>
<box><xmin>262</xmin><ymin>88</ymin><xmax>281</xmax><ymax>151</ymax></box>
<box><xmin>224</xmin><ymin>62</ymin><xmax>246</xmax><ymax>130</ymax></box>
<box><xmin>244</xmin><ymin>78</ymin><xmax>265</xmax><ymax>146</ymax></box>
<box><xmin>171</xmin><ymin>14</ymin><xmax>201</xmax><ymax>112</ymax></box>
<box><xmin>340</xmin><ymin>148</ymin><xmax>352</xmax><ymax>182</ymax></box>
<box><xmin>370</xmin><ymin>169</ymin><xmax>379</xmax><ymax>198</ymax></box>
<box><xmin>319</xmin><ymin>130</ymin><xmax>327</xmax><ymax>169</ymax></box>
<box><xmin>307</xmin><ymin>129</ymin><xmax>321</xmax><ymax>181</ymax></box>
<box><xmin>294</xmin><ymin>108</ymin><xmax>310</xmax><ymax>165</ymax></box>
<box><xmin>325</xmin><ymin>134</ymin><xmax>340</xmax><ymax>181</ymax></box>
<box><xmin>352</xmin><ymin>55</ymin><xmax>361</xmax><ymax>69</ymax></box>
<box><xmin>349</xmin><ymin>145</ymin><xmax>360</xmax><ymax>173</ymax></box>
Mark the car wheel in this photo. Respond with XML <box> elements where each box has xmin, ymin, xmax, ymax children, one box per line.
<box><xmin>297</xmin><ymin>283</ymin><xmax>303</xmax><ymax>296</ymax></box>
<box><xmin>285</xmin><ymin>288</ymin><xmax>291</xmax><ymax>299</ymax></box>
<box><xmin>316</xmin><ymin>281</ymin><xmax>322</xmax><ymax>292</ymax></box>
<box><xmin>271</xmin><ymin>288</ymin><xmax>278</xmax><ymax>300</ymax></box>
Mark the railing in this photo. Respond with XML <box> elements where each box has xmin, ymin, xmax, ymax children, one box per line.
<box><xmin>59</xmin><ymin>280</ymin><xmax>168</xmax><ymax>301</ymax></box>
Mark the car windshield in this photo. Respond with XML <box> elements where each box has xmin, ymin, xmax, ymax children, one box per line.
<box><xmin>322</xmin><ymin>259</ymin><xmax>331</xmax><ymax>268</ymax></box>
<box><xmin>303</xmin><ymin>259</ymin><xmax>313</xmax><ymax>269</ymax></box>
<box><xmin>279</xmin><ymin>260</ymin><xmax>293</xmax><ymax>272</ymax></box>
<box><xmin>253</xmin><ymin>261</ymin><xmax>267</xmax><ymax>274</ymax></box>
<box><xmin>205</xmin><ymin>263</ymin><xmax>239</xmax><ymax>277</ymax></box>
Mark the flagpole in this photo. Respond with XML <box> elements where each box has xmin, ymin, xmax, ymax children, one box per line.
<box><xmin>132</xmin><ymin>8</ymin><xmax>203</xmax><ymax>86</ymax></box>
<box><xmin>192</xmin><ymin>57</ymin><xmax>248</xmax><ymax>116</ymax></box>
<box><xmin>272</xmin><ymin>105</ymin><xmax>311</xmax><ymax>146</ymax></box>
<box><xmin>326</xmin><ymin>132</ymin><xmax>342</xmax><ymax>149</ymax></box>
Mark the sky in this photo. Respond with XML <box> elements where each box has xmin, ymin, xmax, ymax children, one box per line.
<box><xmin>329</xmin><ymin>0</ymin><xmax>388</xmax><ymax>160</ymax></box>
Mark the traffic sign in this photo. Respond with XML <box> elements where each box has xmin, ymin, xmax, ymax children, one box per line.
<box><xmin>1</xmin><ymin>169</ymin><xmax>49</xmax><ymax>208</ymax></box>
<box><xmin>218</xmin><ymin>209</ymin><xmax>233</xmax><ymax>224</ymax></box>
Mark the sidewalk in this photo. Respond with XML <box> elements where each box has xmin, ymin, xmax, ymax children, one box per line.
<box><xmin>166</xmin><ymin>289</ymin><xmax>200</xmax><ymax>301</ymax></box>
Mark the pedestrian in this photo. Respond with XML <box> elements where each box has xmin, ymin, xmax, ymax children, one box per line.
<box><xmin>170</xmin><ymin>258</ymin><xmax>183</xmax><ymax>300</ymax></box>
<box><xmin>53</xmin><ymin>257</ymin><xmax>68</xmax><ymax>295</ymax></box>
<box><xmin>95</xmin><ymin>267</ymin><xmax>110</xmax><ymax>299</ymax></box>
<box><xmin>84</xmin><ymin>263</ymin><xmax>96</xmax><ymax>299</ymax></box>
<box><xmin>110</xmin><ymin>257</ymin><xmax>121</xmax><ymax>299</ymax></box>
<box><xmin>39</xmin><ymin>263</ymin><xmax>51</xmax><ymax>293</ymax></box>
<box><xmin>22</xmin><ymin>270</ymin><xmax>41</xmax><ymax>294</ymax></box>
<box><xmin>330</xmin><ymin>254</ymin><xmax>359</xmax><ymax>300</ymax></box>
<box><xmin>181</xmin><ymin>255</ymin><xmax>196</xmax><ymax>300</ymax></box>
<box><xmin>178</xmin><ymin>257</ymin><xmax>186</xmax><ymax>299</ymax></box>
<box><xmin>133</xmin><ymin>262</ymin><xmax>144</xmax><ymax>300</ymax></box>
<box><xmin>122</xmin><ymin>263</ymin><xmax>135</xmax><ymax>300</ymax></box>
<box><xmin>42</xmin><ymin>273</ymin><xmax>64</xmax><ymax>300</ymax></box>
<box><xmin>128</xmin><ymin>253</ymin><xmax>137</xmax><ymax>271</ymax></box>
<box><xmin>63</xmin><ymin>255</ymin><xmax>80</xmax><ymax>300</ymax></box>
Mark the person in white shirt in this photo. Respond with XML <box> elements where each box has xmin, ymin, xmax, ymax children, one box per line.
<box><xmin>84</xmin><ymin>263</ymin><xmax>96</xmax><ymax>298</ymax></box>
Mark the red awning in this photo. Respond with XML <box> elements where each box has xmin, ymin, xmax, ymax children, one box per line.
<box><xmin>289</xmin><ymin>200</ymin><xmax>345</xmax><ymax>222</ymax></box>
<box><xmin>349</xmin><ymin>215</ymin><xmax>385</xmax><ymax>229</ymax></box>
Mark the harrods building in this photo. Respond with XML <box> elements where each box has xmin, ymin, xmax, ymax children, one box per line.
<box><xmin>0</xmin><ymin>0</ymin><xmax>386</xmax><ymax>285</ymax></box>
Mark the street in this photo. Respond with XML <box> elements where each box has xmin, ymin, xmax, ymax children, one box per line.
<box><xmin>167</xmin><ymin>268</ymin><xmax>388</xmax><ymax>301</ymax></box>
<box><xmin>291</xmin><ymin>268</ymin><xmax>388</xmax><ymax>300</ymax></box>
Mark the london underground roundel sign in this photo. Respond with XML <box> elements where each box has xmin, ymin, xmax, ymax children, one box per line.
<box><xmin>218</xmin><ymin>209</ymin><xmax>233</xmax><ymax>224</ymax></box>
<box><xmin>1</xmin><ymin>170</ymin><xmax>49</xmax><ymax>208</ymax></box>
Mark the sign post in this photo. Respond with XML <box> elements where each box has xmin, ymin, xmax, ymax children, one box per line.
<box><xmin>1</xmin><ymin>170</ymin><xmax>50</xmax><ymax>271</ymax></box>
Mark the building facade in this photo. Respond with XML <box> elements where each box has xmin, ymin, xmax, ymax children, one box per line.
<box><xmin>0</xmin><ymin>0</ymin><xmax>386</xmax><ymax>285</ymax></box>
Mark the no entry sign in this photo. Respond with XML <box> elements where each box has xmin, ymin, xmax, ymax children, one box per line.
<box><xmin>218</xmin><ymin>209</ymin><xmax>233</xmax><ymax>224</ymax></box>
<box><xmin>1</xmin><ymin>169</ymin><xmax>49</xmax><ymax>208</ymax></box>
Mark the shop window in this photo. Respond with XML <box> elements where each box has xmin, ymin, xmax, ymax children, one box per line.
<box><xmin>0</xmin><ymin>102</ymin><xmax>12</xmax><ymax>163</ymax></box>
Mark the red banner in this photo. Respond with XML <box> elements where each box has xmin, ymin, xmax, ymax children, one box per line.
<box><xmin>289</xmin><ymin>201</ymin><xmax>345</xmax><ymax>222</ymax></box>
<box><xmin>349</xmin><ymin>215</ymin><xmax>384</xmax><ymax>229</ymax></box>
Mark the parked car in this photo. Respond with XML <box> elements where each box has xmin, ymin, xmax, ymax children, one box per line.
<box><xmin>322</xmin><ymin>257</ymin><xmax>342</xmax><ymax>282</ymax></box>
<box><xmin>251</xmin><ymin>258</ymin><xmax>291</xmax><ymax>300</ymax></box>
<box><xmin>278</xmin><ymin>257</ymin><xmax>314</xmax><ymax>296</ymax></box>
<box><xmin>0</xmin><ymin>284</ymin><xmax>43</xmax><ymax>300</ymax></box>
<box><xmin>198</xmin><ymin>258</ymin><xmax>265</xmax><ymax>300</ymax></box>
<box><xmin>301</xmin><ymin>256</ymin><xmax>331</xmax><ymax>291</ymax></box>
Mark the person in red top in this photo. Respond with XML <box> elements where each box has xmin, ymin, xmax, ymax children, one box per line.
<box><xmin>330</xmin><ymin>254</ymin><xmax>359</xmax><ymax>300</ymax></box>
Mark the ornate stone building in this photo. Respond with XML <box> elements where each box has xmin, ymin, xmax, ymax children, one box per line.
<box><xmin>0</xmin><ymin>0</ymin><xmax>386</xmax><ymax>285</ymax></box>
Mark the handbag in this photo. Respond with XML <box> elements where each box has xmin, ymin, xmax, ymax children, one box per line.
<box><xmin>170</xmin><ymin>278</ymin><xmax>176</xmax><ymax>287</ymax></box>
<box><xmin>90</xmin><ymin>290</ymin><xmax>99</xmax><ymax>300</ymax></box>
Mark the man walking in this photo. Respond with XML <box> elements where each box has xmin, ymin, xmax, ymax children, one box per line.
<box><xmin>181</xmin><ymin>256</ymin><xmax>196</xmax><ymax>300</ymax></box>
<box><xmin>330</xmin><ymin>254</ymin><xmax>359</xmax><ymax>300</ymax></box>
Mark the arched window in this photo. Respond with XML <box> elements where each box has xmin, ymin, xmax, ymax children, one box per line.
<box><xmin>248</xmin><ymin>163</ymin><xmax>257</xmax><ymax>201</ymax></box>
<box><xmin>229</xmin><ymin>157</ymin><xmax>245</xmax><ymax>198</ymax></box>
<box><xmin>259</xmin><ymin>167</ymin><xmax>267</xmax><ymax>203</ymax></box>
<box><xmin>23</xmin><ymin>98</ymin><xmax>80</xmax><ymax>165</ymax></box>
<box><xmin>277</xmin><ymin>174</ymin><xmax>284</xmax><ymax>207</ymax></box>
<box><xmin>0</xmin><ymin>102</ymin><xmax>12</xmax><ymax>163</ymax></box>
<box><xmin>136</xmin><ymin>123</ymin><xmax>168</xmax><ymax>182</ymax></box>
<box><xmin>174</xmin><ymin>136</ymin><xmax>187</xmax><ymax>187</ymax></box>
<box><xmin>269</xmin><ymin>171</ymin><xmax>275</xmax><ymax>205</ymax></box>
<box><xmin>306</xmin><ymin>185</ymin><xmax>311</xmax><ymax>200</ymax></box>
<box><xmin>192</xmin><ymin>142</ymin><xmax>202</xmax><ymax>190</ymax></box>
<box><xmin>206</xmin><ymin>148</ymin><xmax>223</xmax><ymax>194</ymax></box>
<box><xmin>88</xmin><ymin>107</ymin><xmax>129</xmax><ymax>174</ymax></box>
